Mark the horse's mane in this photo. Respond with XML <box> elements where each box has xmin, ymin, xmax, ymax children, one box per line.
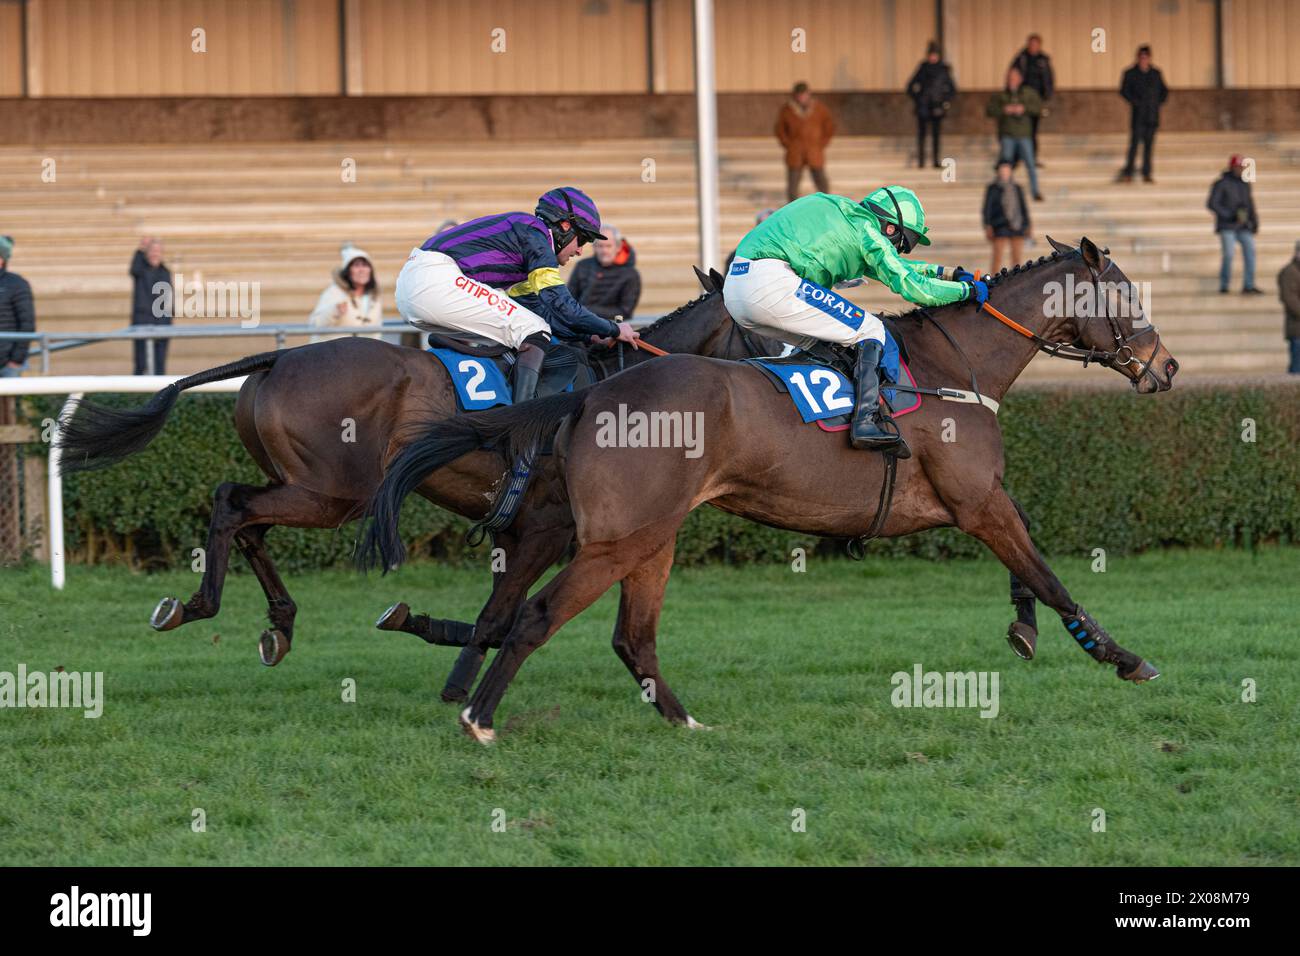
<box><xmin>880</xmin><ymin>248</ymin><xmax>1082</xmax><ymax>326</ymax></box>
<box><xmin>635</xmin><ymin>288</ymin><xmax>720</xmax><ymax>338</ymax></box>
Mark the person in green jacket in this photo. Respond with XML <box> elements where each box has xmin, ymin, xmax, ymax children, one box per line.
<box><xmin>724</xmin><ymin>185</ymin><xmax>987</xmax><ymax>456</ymax></box>
<box><xmin>986</xmin><ymin>66</ymin><xmax>1043</xmax><ymax>200</ymax></box>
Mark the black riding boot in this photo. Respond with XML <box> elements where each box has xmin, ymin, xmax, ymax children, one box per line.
<box><xmin>512</xmin><ymin>338</ymin><xmax>547</xmax><ymax>403</ymax></box>
<box><xmin>850</xmin><ymin>340</ymin><xmax>909</xmax><ymax>456</ymax></box>
<box><xmin>513</xmin><ymin>364</ymin><xmax>540</xmax><ymax>403</ymax></box>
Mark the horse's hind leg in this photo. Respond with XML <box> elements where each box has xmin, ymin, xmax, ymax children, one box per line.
<box><xmin>958</xmin><ymin>487</ymin><xmax>1158</xmax><ymax>683</ymax></box>
<box><xmin>1006</xmin><ymin>495</ymin><xmax>1039</xmax><ymax>660</ymax></box>
<box><xmin>610</xmin><ymin>539</ymin><xmax>698</xmax><ymax>727</ymax></box>
<box><xmin>460</xmin><ymin>533</ymin><xmax>661</xmax><ymax>744</ymax></box>
<box><xmin>439</xmin><ymin>524</ymin><xmax>574</xmax><ymax>703</ymax></box>
<box><xmin>234</xmin><ymin>525</ymin><xmax>298</xmax><ymax>667</ymax></box>
<box><xmin>151</xmin><ymin>482</ymin><xmax>353</xmax><ymax>662</ymax></box>
<box><xmin>149</xmin><ymin>481</ymin><xmax>253</xmax><ymax>633</ymax></box>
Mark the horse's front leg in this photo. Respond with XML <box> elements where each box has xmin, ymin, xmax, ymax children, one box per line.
<box><xmin>1006</xmin><ymin>495</ymin><xmax>1039</xmax><ymax>660</ymax></box>
<box><xmin>957</xmin><ymin>486</ymin><xmax>1158</xmax><ymax>683</ymax></box>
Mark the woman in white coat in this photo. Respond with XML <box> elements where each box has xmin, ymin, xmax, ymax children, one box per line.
<box><xmin>308</xmin><ymin>244</ymin><xmax>383</xmax><ymax>343</ymax></box>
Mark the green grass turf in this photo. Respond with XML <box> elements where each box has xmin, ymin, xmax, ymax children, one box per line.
<box><xmin>1</xmin><ymin>547</ymin><xmax>1297</xmax><ymax>866</ymax></box>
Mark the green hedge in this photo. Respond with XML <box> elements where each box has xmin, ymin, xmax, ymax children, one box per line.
<box><xmin>24</xmin><ymin>380</ymin><xmax>1300</xmax><ymax>571</ymax></box>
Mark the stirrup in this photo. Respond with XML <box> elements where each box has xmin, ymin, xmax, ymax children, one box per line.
<box><xmin>852</xmin><ymin>417</ymin><xmax>911</xmax><ymax>459</ymax></box>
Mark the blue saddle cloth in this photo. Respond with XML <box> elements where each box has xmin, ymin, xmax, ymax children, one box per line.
<box><xmin>746</xmin><ymin>331</ymin><xmax>907</xmax><ymax>425</ymax></box>
<box><xmin>426</xmin><ymin>348</ymin><xmax>513</xmax><ymax>412</ymax></box>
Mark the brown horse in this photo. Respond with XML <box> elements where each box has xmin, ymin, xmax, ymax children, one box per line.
<box><xmin>56</xmin><ymin>280</ymin><xmax>779</xmax><ymax>666</ymax></box>
<box><xmin>360</xmin><ymin>238</ymin><xmax>1180</xmax><ymax>742</ymax></box>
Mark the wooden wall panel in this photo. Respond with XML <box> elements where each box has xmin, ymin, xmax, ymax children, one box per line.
<box><xmin>1223</xmin><ymin>0</ymin><xmax>1300</xmax><ymax>88</ymax></box>
<box><xmin>945</xmin><ymin>0</ymin><xmax>1217</xmax><ymax>91</ymax></box>
<box><xmin>11</xmin><ymin>0</ymin><xmax>1295</xmax><ymax>97</ymax></box>
<box><xmin>356</xmin><ymin>0</ymin><xmax>649</xmax><ymax>95</ymax></box>
<box><xmin>0</xmin><ymin>1</ymin><xmax>24</xmax><ymax>96</ymax></box>
<box><xmin>659</xmin><ymin>0</ymin><xmax>937</xmax><ymax>93</ymax></box>
<box><xmin>28</xmin><ymin>0</ymin><xmax>341</xmax><ymax>96</ymax></box>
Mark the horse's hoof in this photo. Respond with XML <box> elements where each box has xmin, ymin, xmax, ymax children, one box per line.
<box><xmin>459</xmin><ymin>706</ymin><xmax>496</xmax><ymax>745</ymax></box>
<box><xmin>1120</xmin><ymin>659</ymin><xmax>1159</xmax><ymax>683</ymax></box>
<box><xmin>150</xmin><ymin>597</ymin><xmax>184</xmax><ymax>632</ymax></box>
<box><xmin>259</xmin><ymin>629</ymin><xmax>290</xmax><ymax>667</ymax></box>
<box><xmin>375</xmin><ymin>602</ymin><xmax>409</xmax><ymax>631</ymax></box>
<box><xmin>1006</xmin><ymin>621</ymin><xmax>1037</xmax><ymax>660</ymax></box>
<box><xmin>685</xmin><ymin>715</ymin><xmax>712</xmax><ymax>731</ymax></box>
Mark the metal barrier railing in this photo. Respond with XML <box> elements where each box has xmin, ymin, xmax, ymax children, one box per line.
<box><xmin>0</xmin><ymin>322</ymin><xmax>416</xmax><ymax>375</ymax></box>
<box><xmin>0</xmin><ymin>316</ymin><xmax>662</xmax><ymax>375</ymax></box>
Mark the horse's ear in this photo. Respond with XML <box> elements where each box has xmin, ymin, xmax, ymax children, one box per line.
<box><xmin>709</xmin><ymin>267</ymin><xmax>725</xmax><ymax>290</ymax></box>
<box><xmin>1045</xmin><ymin>235</ymin><xmax>1074</xmax><ymax>257</ymax></box>
<box><xmin>1079</xmin><ymin>236</ymin><xmax>1105</xmax><ymax>272</ymax></box>
<box><xmin>693</xmin><ymin>265</ymin><xmax>714</xmax><ymax>292</ymax></box>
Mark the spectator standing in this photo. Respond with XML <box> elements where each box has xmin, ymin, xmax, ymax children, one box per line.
<box><xmin>1207</xmin><ymin>155</ymin><xmax>1262</xmax><ymax>295</ymax></box>
<box><xmin>775</xmin><ymin>82</ymin><xmax>836</xmax><ymax>203</ymax></box>
<box><xmin>986</xmin><ymin>66</ymin><xmax>1043</xmax><ymax>201</ymax></box>
<box><xmin>1117</xmin><ymin>45</ymin><xmax>1168</xmax><ymax>184</ymax></box>
<box><xmin>1280</xmin><ymin>242</ymin><xmax>1300</xmax><ymax>374</ymax></box>
<box><xmin>983</xmin><ymin>159</ymin><xmax>1032</xmax><ymax>275</ymax></box>
<box><xmin>0</xmin><ymin>235</ymin><xmax>35</xmax><ymax>378</ymax></box>
<box><xmin>130</xmin><ymin>237</ymin><xmax>172</xmax><ymax>374</ymax></box>
<box><xmin>1010</xmin><ymin>34</ymin><xmax>1054</xmax><ymax>165</ymax></box>
<box><xmin>907</xmin><ymin>41</ymin><xmax>956</xmax><ymax>169</ymax></box>
<box><xmin>308</xmin><ymin>244</ymin><xmax>383</xmax><ymax>343</ymax></box>
<box><xmin>567</xmin><ymin>227</ymin><xmax>641</xmax><ymax>324</ymax></box>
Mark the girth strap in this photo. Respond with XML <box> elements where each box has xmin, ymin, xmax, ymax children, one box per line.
<box><xmin>846</xmin><ymin>449</ymin><xmax>899</xmax><ymax>559</ymax></box>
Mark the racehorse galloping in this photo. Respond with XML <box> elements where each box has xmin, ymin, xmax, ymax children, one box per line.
<box><xmin>361</xmin><ymin>238</ymin><xmax>1180</xmax><ymax>742</ymax></box>
<box><xmin>56</xmin><ymin>281</ymin><xmax>776</xmax><ymax>666</ymax></box>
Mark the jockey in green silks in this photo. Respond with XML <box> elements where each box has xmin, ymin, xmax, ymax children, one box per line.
<box><xmin>724</xmin><ymin>185</ymin><xmax>988</xmax><ymax>456</ymax></box>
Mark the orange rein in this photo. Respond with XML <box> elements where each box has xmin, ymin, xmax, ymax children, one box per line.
<box><xmin>630</xmin><ymin>337</ymin><xmax>669</xmax><ymax>357</ymax></box>
<box><xmin>970</xmin><ymin>271</ymin><xmax>1038</xmax><ymax>341</ymax></box>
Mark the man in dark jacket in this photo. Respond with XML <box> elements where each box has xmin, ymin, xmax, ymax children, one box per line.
<box><xmin>1208</xmin><ymin>155</ymin><xmax>1262</xmax><ymax>295</ymax></box>
<box><xmin>1010</xmin><ymin>34</ymin><xmax>1054</xmax><ymax>164</ymax></box>
<box><xmin>0</xmin><ymin>235</ymin><xmax>36</xmax><ymax>378</ymax></box>
<box><xmin>130</xmin><ymin>236</ymin><xmax>173</xmax><ymax>374</ymax></box>
<box><xmin>1117</xmin><ymin>45</ymin><xmax>1168</xmax><ymax>183</ymax></box>
<box><xmin>1280</xmin><ymin>242</ymin><xmax>1300</xmax><ymax>374</ymax></box>
<box><xmin>907</xmin><ymin>41</ymin><xmax>956</xmax><ymax>169</ymax></box>
<box><xmin>567</xmin><ymin>227</ymin><xmax>641</xmax><ymax>327</ymax></box>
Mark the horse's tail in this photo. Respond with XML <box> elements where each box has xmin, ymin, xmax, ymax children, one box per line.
<box><xmin>358</xmin><ymin>389</ymin><xmax>589</xmax><ymax>573</ymax></box>
<box><xmin>56</xmin><ymin>351</ymin><xmax>283</xmax><ymax>474</ymax></box>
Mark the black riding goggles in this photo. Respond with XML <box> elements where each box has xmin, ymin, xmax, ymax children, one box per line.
<box><xmin>864</xmin><ymin>200</ymin><xmax>921</xmax><ymax>254</ymax></box>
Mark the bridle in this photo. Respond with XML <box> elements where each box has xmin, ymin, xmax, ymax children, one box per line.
<box><xmin>978</xmin><ymin>250</ymin><xmax>1164</xmax><ymax>390</ymax></box>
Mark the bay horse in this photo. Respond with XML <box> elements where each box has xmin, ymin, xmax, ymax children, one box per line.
<box><xmin>56</xmin><ymin>277</ymin><xmax>780</xmax><ymax>666</ymax></box>
<box><xmin>359</xmin><ymin>238</ymin><xmax>1180</xmax><ymax>742</ymax></box>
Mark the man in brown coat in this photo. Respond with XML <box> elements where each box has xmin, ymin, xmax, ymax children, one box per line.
<box><xmin>1280</xmin><ymin>240</ymin><xmax>1300</xmax><ymax>374</ymax></box>
<box><xmin>775</xmin><ymin>82</ymin><xmax>836</xmax><ymax>203</ymax></box>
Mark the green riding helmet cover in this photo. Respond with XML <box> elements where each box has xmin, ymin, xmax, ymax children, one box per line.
<box><xmin>862</xmin><ymin>185</ymin><xmax>931</xmax><ymax>252</ymax></box>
